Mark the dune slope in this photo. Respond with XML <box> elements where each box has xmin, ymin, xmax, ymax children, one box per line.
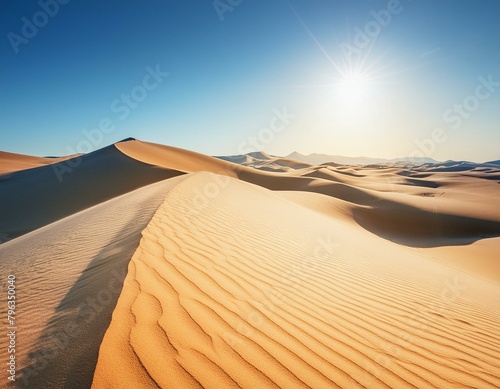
<box><xmin>0</xmin><ymin>144</ymin><xmax>182</xmax><ymax>242</ymax></box>
<box><xmin>92</xmin><ymin>172</ymin><xmax>500</xmax><ymax>389</ymax></box>
<box><xmin>0</xmin><ymin>176</ymin><xmax>187</xmax><ymax>389</ymax></box>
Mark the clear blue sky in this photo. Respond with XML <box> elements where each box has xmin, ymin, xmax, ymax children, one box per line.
<box><xmin>1</xmin><ymin>0</ymin><xmax>499</xmax><ymax>162</ymax></box>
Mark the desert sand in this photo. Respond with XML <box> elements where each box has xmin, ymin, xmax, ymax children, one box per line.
<box><xmin>0</xmin><ymin>151</ymin><xmax>78</xmax><ymax>175</ymax></box>
<box><xmin>1</xmin><ymin>138</ymin><xmax>499</xmax><ymax>388</ymax></box>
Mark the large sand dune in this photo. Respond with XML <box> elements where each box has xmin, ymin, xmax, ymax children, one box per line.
<box><xmin>0</xmin><ymin>143</ymin><xmax>182</xmax><ymax>242</ymax></box>
<box><xmin>1</xmin><ymin>138</ymin><xmax>499</xmax><ymax>388</ymax></box>
<box><xmin>92</xmin><ymin>172</ymin><xmax>500</xmax><ymax>388</ymax></box>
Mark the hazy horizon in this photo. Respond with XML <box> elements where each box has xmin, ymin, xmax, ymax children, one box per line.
<box><xmin>4</xmin><ymin>135</ymin><xmax>500</xmax><ymax>165</ymax></box>
<box><xmin>2</xmin><ymin>0</ymin><xmax>500</xmax><ymax>162</ymax></box>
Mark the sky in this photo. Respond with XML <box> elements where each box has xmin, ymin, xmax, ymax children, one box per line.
<box><xmin>1</xmin><ymin>0</ymin><xmax>500</xmax><ymax>162</ymax></box>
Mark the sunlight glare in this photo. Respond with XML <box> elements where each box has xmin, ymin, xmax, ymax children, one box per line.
<box><xmin>338</xmin><ymin>71</ymin><xmax>369</xmax><ymax>104</ymax></box>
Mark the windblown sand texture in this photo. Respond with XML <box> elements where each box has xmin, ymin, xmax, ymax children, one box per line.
<box><xmin>0</xmin><ymin>139</ymin><xmax>499</xmax><ymax>389</ymax></box>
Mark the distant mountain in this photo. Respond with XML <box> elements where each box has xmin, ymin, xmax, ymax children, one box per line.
<box><xmin>216</xmin><ymin>151</ymin><xmax>310</xmax><ymax>172</ymax></box>
<box><xmin>486</xmin><ymin>160</ymin><xmax>500</xmax><ymax>166</ymax></box>
<box><xmin>217</xmin><ymin>151</ymin><xmax>274</xmax><ymax>163</ymax></box>
<box><xmin>286</xmin><ymin>152</ymin><xmax>438</xmax><ymax>166</ymax></box>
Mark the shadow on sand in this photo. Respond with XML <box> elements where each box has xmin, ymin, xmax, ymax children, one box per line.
<box><xmin>17</xmin><ymin>205</ymin><xmax>161</xmax><ymax>389</ymax></box>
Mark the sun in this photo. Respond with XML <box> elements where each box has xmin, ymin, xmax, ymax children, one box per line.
<box><xmin>323</xmin><ymin>68</ymin><xmax>379</xmax><ymax>127</ymax></box>
<box><xmin>338</xmin><ymin>71</ymin><xmax>369</xmax><ymax>104</ymax></box>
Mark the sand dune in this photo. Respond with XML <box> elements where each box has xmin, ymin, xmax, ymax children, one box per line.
<box><xmin>285</xmin><ymin>151</ymin><xmax>438</xmax><ymax>165</ymax></box>
<box><xmin>0</xmin><ymin>176</ymin><xmax>187</xmax><ymax>388</ymax></box>
<box><xmin>92</xmin><ymin>172</ymin><xmax>500</xmax><ymax>388</ymax></box>
<box><xmin>115</xmin><ymin>139</ymin><xmax>385</xmax><ymax>196</ymax></box>
<box><xmin>0</xmin><ymin>144</ymin><xmax>182</xmax><ymax>242</ymax></box>
<box><xmin>1</xmin><ymin>139</ymin><xmax>499</xmax><ymax>388</ymax></box>
<box><xmin>116</xmin><ymin>139</ymin><xmax>240</xmax><ymax>177</ymax></box>
<box><xmin>220</xmin><ymin>149</ymin><xmax>500</xmax><ymax>275</ymax></box>
<box><xmin>0</xmin><ymin>151</ymin><xmax>78</xmax><ymax>174</ymax></box>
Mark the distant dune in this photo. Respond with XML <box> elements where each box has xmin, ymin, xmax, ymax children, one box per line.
<box><xmin>284</xmin><ymin>151</ymin><xmax>439</xmax><ymax>166</ymax></box>
<box><xmin>0</xmin><ymin>151</ymin><xmax>78</xmax><ymax>174</ymax></box>
<box><xmin>0</xmin><ymin>138</ymin><xmax>499</xmax><ymax>388</ymax></box>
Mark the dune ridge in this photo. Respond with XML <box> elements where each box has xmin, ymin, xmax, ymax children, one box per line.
<box><xmin>92</xmin><ymin>172</ymin><xmax>500</xmax><ymax>389</ymax></box>
<box><xmin>0</xmin><ymin>176</ymin><xmax>187</xmax><ymax>389</ymax></box>
<box><xmin>0</xmin><ymin>144</ymin><xmax>182</xmax><ymax>242</ymax></box>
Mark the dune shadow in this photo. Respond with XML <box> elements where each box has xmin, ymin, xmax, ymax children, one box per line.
<box><xmin>403</xmin><ymin>178</ymin><xmax>439</xmax><ymax>188</ymax></box>
<box><xmin>16</xmin><ymin>205</ymin><xmax>158</xmax><ymax>389</ymax></box>
<box><xmin>477</xmin><ymin>174</ymin><xmax>500</xmax><ymax>181</ymax></box>
<box><xmin>0</xmin><ymin>145</ymin><xmax>181</xmax><ymax>243</ymax></box>
<box><xmin>353</xmin><ymin>200</ymin><xmax>500</xmax><ymax>248</ymax></box>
